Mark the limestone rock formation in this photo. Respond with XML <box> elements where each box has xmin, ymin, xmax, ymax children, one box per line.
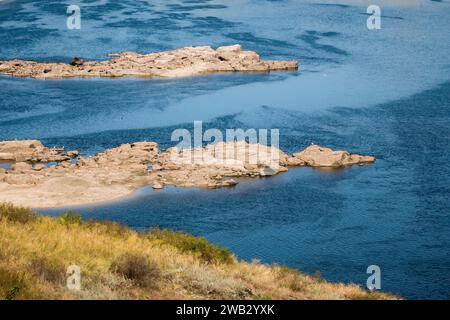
<box><xmin>152</xmin><ymin>182</ymin><xmax>163</xmax><ymax>190</ymax></box>
<box><xmin>0</xmin><ymin>140</ymin><xmax>70</xmax><ymax>162</ymax></box>
<box><xmin>11</xmin><ymin>162</ymin><xmax>33</xmax><ymax>173</ymax></box>
<box><xmin>151</xmin><ymin>141</ymin><xmax>290</xmax><ymax>188</ymax></box>
<box><xmin>0</xmin><ymin>45</ymin><xmax>298</xmax><ymax>79</ymax></box>
<box><xmin>292</xmin><ymin>145</ymin><xmax>375</xmax><ymax>167</ymax></box>
<box><xmin>67</xmin><ymin>150</ymin><xmax>79</xmax><ymax>158</ymax></box>
<box><xmin>0</xmin><ymin>140</ymin><xmax>374</xmax><ymax>208</ymax></box>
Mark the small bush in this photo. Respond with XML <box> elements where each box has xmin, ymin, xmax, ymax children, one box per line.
<box><xmin>86</xmin><ymin>219</ymin><xmax>128</xmax><ymax>237</ymax></box>
<box><xmin>312</xmin><ymin>271</ymin><xmax>323</xmax><ymax>283</ymax></box>
<box><xmin>58</xmin><ymin>211</ymin><xmax>82</xmax><ymax>226</ymax></box>
<box><xmin>29</xmin><ymin>257</ymin><xmax>65</xmax><ymax>284</ymax></box>
<box><xmin>0</xmin><ymin>267</ymin><xmax>27</xmax><ymax>300</ymax></box>
<box><xmin>149</xmin><ymin>229</ymin><xmax>234</xmax><ymax>265</ymax></box>
<box><xmin>277</xmin><ymin>266</ymin><xmax>307</xmax><ymax>292</ymax></box>
<box><xmin>0</xmin><ymin>203</ymin><xmax>37</xmax><ymax>224</ymax></box>
<box><xmin>278</xmin><ymin>265</ymin><xmax>300</xmax><ymax>277</ymax></box>
<box><xmin>110</xmin><ymin>253</ymin><xmax>161</xmax><ymax>288</ymax></box>
<box><xmin>103</xmin><ymin>220</ymin><xmax>128</xmax><ymax>236</ymax></box>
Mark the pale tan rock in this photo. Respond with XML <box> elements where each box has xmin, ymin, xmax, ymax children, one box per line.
<box><xmin>35</xmin><ymin>154</ymin><xmax>71</xmax><ymax>162</ymax></box>
<box><xmin>286</xmin><ymin>156</ymin><xmax>306</xmax><ymax>167</ymax></box>
<box><xmin>155</xmin><ymin>141</ymin><xmax>289</xmax><ymax>189</ymax></box>
<box><xmin>4</xmin><ymin>174</ymin><xmax>39</xmax><ymax>185</ymax></box>
<box><xmin>0</xmin><ymin>140</ymin><xmax>69</xmax><ymax>162</ymax></box>
<box><xmin>208</xmin><ymin>179</ymin><xmax>237</xmax><ymax>188</ymax></box>
<box><xmin>0</xmin><ymin>153</ymin><xmax>14</xmax><ymax>160</ymax></box>
<box><xmin>67</xmin><ymin>150</ymin><xmax>79</xmax><ymax>158</ymax></box>
<box><xmin>293</xmin><ymin>145</ymin><xmax>375</xmax><ymax>167</ymax></box>
<box><xmin>0</xmin><ymin>140</ymin><xmax>374</xmax><ymax>208</ymax></box>
<box><xmin>0</xmin><ymin>168</ymin><xmax>6</xmax><ymax>182</ymax></box>
<box><xmin>0</xmin><ymin>45</ymin><xmax>298</xmax><ymax>79</ymax></box>
<box><xmin>0</xmin><ymin>140</ymin><xmax>43</xmax><ymax>161</ymax></box>
<box><xmin>151</xmin><ymin>164</ymin><xmax>162</xmax><ymax>171</ymax></box>
<box><xmin>11</xmin><ymin>162</ymin><xmax>32</xmax><ymax>173</ymax></box>
<box><xmin>33</xmin><ymin>163</ymin><xmax>46</xmax><ymax>171</ymax></box>
<box><xmin>76</xmin><ymin>157</ymin><xmax>89</xmax><ymax>167</ymax></box>
<box><xmin>259</xmin><ymin>166</ymin><xmax>280</xmax><ymax>176</ymax></box>
<box><xmin>152</xmin><ymin>182</ymin><xmax>163</xmax><ymax>190</ymax></box>
<box><xmin>57</xmin><ymin>161</ymin><xmax>73</xmax><ymax>169</ymax></box>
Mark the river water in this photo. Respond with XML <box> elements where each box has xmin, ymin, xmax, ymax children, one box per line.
<box><xmin>1</xmin><ymin>0</ymin><xmax>449</xmax><ymax>299</ymax></box>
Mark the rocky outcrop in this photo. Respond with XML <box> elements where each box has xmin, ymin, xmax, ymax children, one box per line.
<box><xmin>150</xmin><ymin>141</ymin><xmax>290</xmax><ymax>188</ymax></box>
<box><xmin>292</xmin><ymin>145</ymin><xmax>375</xmax><ymax>167</ymax></box>
<box><xmin>0</xmin><ymin>45</ymin><xmax>298</xmax><ymax>79</ymax></box>
<box><xmin>0</xmin><ymin>140</ymin><xmax>71</xmax><ymax>162</ymax></box>
<box><xmin>0</xmin><ymin>140</ymin><xmax>374</xmax><ymax>208</ymax></box>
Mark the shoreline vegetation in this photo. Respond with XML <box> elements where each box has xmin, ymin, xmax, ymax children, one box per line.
<box><xmin>0</xmin><ymin>140</ymin><xmax>375</xmax><ymax>208</ymax></box>
<box><xmin>0</xmin><ymin>45</ymin><xmax>298</xmax><ymax>79</ymax></box>
<box><xmin>0</xmin><ymin>203</ymin><xmax>397</xmax><ymax>300</ymax></box>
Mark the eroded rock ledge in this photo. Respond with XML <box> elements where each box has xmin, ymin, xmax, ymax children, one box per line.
<box><xmin>0</xmin><ymin>45</ymin><xmax>298</xmax><ymax>79</ymax></box>
<box><xmin>0</xmin><ymin>140</ymin><xmax>374</xmax><ymax>208</ymax></box>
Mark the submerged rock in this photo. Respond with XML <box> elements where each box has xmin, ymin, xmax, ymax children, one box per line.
<box><xmin>0</xmin><ymin>45</ymin><xmax>298</xmax><ymax>79</ymax></box>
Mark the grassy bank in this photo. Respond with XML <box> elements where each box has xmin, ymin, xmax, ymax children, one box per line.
<box><xmin>0</xmin><ymin>203</ymin><xmax>396</xmax><ymax>300</ymax></box>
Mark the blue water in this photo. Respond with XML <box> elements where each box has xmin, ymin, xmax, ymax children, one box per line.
<box><xmin>1</xmin><ymin>0</ymin><xmax>450</xmax><ymax>299</ymax></box>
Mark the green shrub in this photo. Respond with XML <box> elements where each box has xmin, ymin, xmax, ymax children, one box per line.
<box><xmin>86</xmin><ymin>219</ymin><xmax>128</xmax><ymax>237</ymax></box>
<box><xmin>276</xmin><ymin>265</ymin><xmax>307</xmax><ymax>292</ymax></box>
<box><xmin>58</xmin><ymin>210</ymin><xmax>82</xmax><ymax>226</ymax></box>
<box><xmin>278</xmin><ymin>265</ymin><xmax>301</xmax><ymax>276</ymax></box>
<box><xmin>149</xmin><ymin>229</ymin><xmax>234</xmax><ymax>265</ymax></box>
<box><xmin>0</xmin><ymin>203</ymin><xmax>37</xmax><ymax>224</ymax></box>
<box><xmin>110</xmin><ymin>253</ymin><xmax>161</xmax><ymax>288</ymax></box>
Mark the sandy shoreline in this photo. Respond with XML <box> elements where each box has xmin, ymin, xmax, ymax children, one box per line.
<box><xmin>1</xmin><ymin>180</ymin><xmax>144</xmax><ymax>210</ymax></box>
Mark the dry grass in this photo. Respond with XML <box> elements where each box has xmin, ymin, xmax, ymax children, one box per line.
<box><xmin>110</xmin><ymin>253</ymin><xmax>161</xmax><ymax>288</ymax></box>
<box><xmin>0</xmin><ymin>203</ymin><xmax>399</xmax><ymax>300</ymax></box>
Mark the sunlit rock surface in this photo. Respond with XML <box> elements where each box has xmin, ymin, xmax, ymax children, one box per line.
<box><xmin>0</xmin><ymin>140</ymin><xmax>373</xmax><ymax>208</ymax></box>
<box><xmin>0</xmin><ymin>45</ymin><xmax>298</xmax><ymax>79</ymax></box>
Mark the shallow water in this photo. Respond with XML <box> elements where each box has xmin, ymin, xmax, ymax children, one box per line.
<box><xmin>1</xmin><ymin>0</ymin><xmax>450</xmax><ymax>299</ymax></box>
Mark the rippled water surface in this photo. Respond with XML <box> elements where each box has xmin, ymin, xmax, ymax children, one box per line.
<box><xmin>1</xmin><ymin>0</ymin><xmax>450</xmax><ymax>299</ymax></box>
